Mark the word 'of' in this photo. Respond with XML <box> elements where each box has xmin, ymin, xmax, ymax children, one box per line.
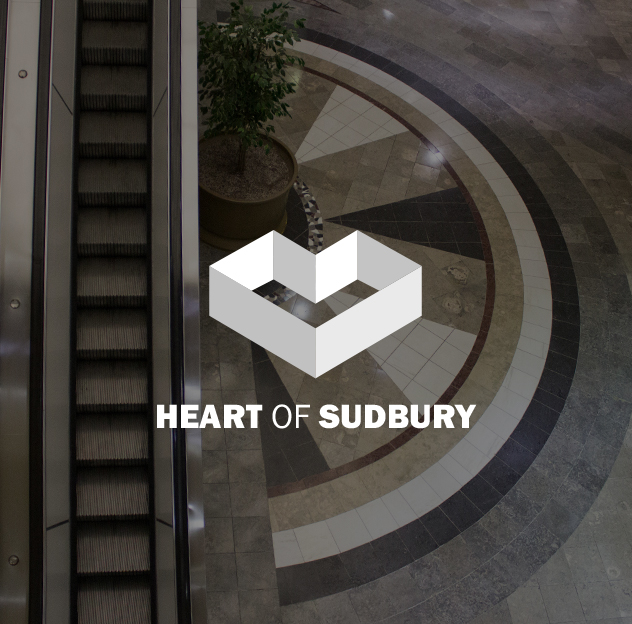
<box><xmin>156</xmin><ymin>404</ymin><xmax>476</xmax><ymax>429</ymax></box>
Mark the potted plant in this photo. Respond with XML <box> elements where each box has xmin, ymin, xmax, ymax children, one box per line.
<box><xmin>197</xmin><ymin>0</ymin><xmax>306</xmax><ymax>250</ymax></box>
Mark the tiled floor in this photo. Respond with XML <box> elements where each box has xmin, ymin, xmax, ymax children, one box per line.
<box><xmin>199</xmin><ymin>0</ymin><xmax>632</xmax><ymax>622</ymax></box>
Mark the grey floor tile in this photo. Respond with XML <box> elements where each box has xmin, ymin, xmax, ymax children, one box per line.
<box><xmin>597</xmin><ymin>540</ymin><xmax>632</xmax><ymax>581</ymax></box>
<box><xmin>506</xmin><ymin>586</ymin><xmax>549</xmax><ymax>624</ymax></box>
<box><xmin>281</xmin><ymin>601</ymin><xmax>323</xmax><ymax>624</ymax></box>
<box><xmin>236</xmin><ymin>551</ymin><xmax>277</xmax><ymax>590</ymax></box>
<box><xmin>233</xmin><ymin>515</ymin><xmax>273</xmax><ymax>553</ymax></box>
<box><xmin>564</xmin><ymin>545</ymin><xmax>609</xmax><ymax>583</ymax></box>
<box><xmin>227</xmin><ymin>450</ymin><xmax>266</xmax><ymax>483</ymax></box>
<box><xmin>539</xmin><ymin>584</ymin><xmax>585</xmax><ymax>623</ymax></box>
<box><xmin>229</xmin><ymin>482</ymin><xmax>268</xmax><ymax>517</ymax></box>
<box><xmin>206</xmin><ymin>553</ymin><xmax>238</xmax><ymax>592</ymax></box>
<box><xmin>206</xmin><ymin>591</ymin><xmax>240</xmax><ymax>624</ymax></box>
<box><xmin>609</xmin><ymin>579</ymin><xmax>632</xmax><ymax>618</ymax></box>
<box><xmin>205</xmin><ymin>517</ymin><xmax>235</xmax><ymax>554</ymax></box>
<box><xmin>470</xmin><ymin>599</ymin><xmax>514</xmax><ymax>624</ymax></box>
<box><xmin>575</xmin><ymin>582</ymin><xmax>620</xmax><ymax>620</ymax></box>
<box><xmin>239</xmin><ymin>589</ymin><xmax>281</xmax><ymax>624</ymax></box>
<box><xmin>537</xmin><ymin>549</ymin><xmax>574</xmax><ymax>586</ymax></box>
<box><xmin>314</xmin><ymin>593</ymin><xmax>361</xmax><ymax>624</ymax></box>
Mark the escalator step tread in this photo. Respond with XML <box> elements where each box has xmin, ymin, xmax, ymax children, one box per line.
<box><xmin>82</xmin><ymin>21</ymin><xmax>148</xmax><ymax>66</ymax></box>
<box><xmin>80</xmin><ymin>112</ymin><xmax>147</xmax><ymax>158</ymax></box>
<box><xmin>80</xmin><ymin>66</ymin><xmax>147</xmax><ymax>111</ymax></box>
<box><xmin>77</xmin><ymin>522</ymin><xmax>150</xmax><ymax>574</ymax></box>
<box><xmin>78</xmin><ymin>159</ymin><xmax>147</xmax><ymax>206</ymax></box>
<box><xmin>77</xmin><ymin>309</ymin><xmax>147</xmax><ymax>358</ymax></box>
<box><xmin>76</xmin><ymin>466</ymin><xmax>149</xmax><ymax>518</ymax></box>
<box><xmin>77</xmin><ymin>257</ymin><xmax>147</xmax><ymax>307</ymax></box>
<box><xmin>78</xmin><ymin>207</ymin><xmax>146</xmax><ymax>256</ymax></box>
<box><xmin>83</xmin><ymin>0</ymin><xmax>148</xmax><ymax>21</ymax></box>
<box><xmin>78</xmin><ymin>576</ymin><xmax>151</xmax><ymax>624</ymax></box>
<box><xmin>76</xmin><ymin>360</ymin><xmax>148</xmax><ymax>411</ymax></box>
<box><xmin>77</xmin><ymin>414</ymin><xmax>148</xmax><ymax>463</ymax></box>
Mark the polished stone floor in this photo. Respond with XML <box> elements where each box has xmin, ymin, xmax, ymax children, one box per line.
<box><xmin>198</xmin><ymin>0</ymin><xmax>632</xmax><ymax>622</ymax></box>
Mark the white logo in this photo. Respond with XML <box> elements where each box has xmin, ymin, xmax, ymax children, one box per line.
<box><xmin>209</xmin><ymin>231</ymin><xmax>422</xmax><ymax>377</ymax></box>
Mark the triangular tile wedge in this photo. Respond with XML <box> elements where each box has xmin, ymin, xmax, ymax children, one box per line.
<box><xmin>326</xmin><ymin>187</ymin><xmax>485</xmax><ymax>261</ymax></box>
<box><xmin>295</xmin><ymin>86</ymin><xmax>408</xmax><ymax>163</ymax></box>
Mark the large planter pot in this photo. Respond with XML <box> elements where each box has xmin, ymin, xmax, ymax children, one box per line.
<box><xmin>198</xmin><ymin>135</ymin><xmax>298</xmax><ymax>251</ymax></box>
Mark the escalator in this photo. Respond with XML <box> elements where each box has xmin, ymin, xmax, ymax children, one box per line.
<box><xmin>72</xmin><ymin>0</ymin><xmax>154</xmax><ymax>620</ymax></box>
<box><xmin>0</xmin><ymin>0</ymin><xmax>205</xmax><ymax>619</ymax></box>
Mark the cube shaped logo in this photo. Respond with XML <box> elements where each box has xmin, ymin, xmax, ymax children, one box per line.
<box><xmin>209</xmin><ymin>231</ymin><xmax>422</xmax><ymax>378</ymax></box>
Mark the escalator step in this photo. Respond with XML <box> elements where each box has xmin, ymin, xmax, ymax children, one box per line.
<box><xmin>78</xmin><ymin>207</ymin><xmax>146</xmax><ymax>256</ymax></box>
<box><xmin>80</xmin><ymin>112</ymin><xmax>147</xmax><ymax>158</ymax></box>
<box><xmin>77</xmin><ymin>522</ymin><xmax>150</xmax><ymax>574</ymax></box>
<box><xmin>77</xmin><ymin>258</ymin><xmax>146</xmax><ymax>307</ymax></box>
<box><xmin>76</xmin><ymin>361</ymin><xmax>148</xmax><ymax>412</ymax></box>
<box><xmin>78</xmin><ymin>159</ymin><xmax>146</xmax><ymax>206</ymax></box>
<box><xmin>77</xmin><ymin>414</ymin><xmax>148</xmax><ymax>464</ymax></box>
<box><xmin>83</xmin><ymin>0</ymin><xmax>148</xmax><ymax>21</ymax></box>
<box><xmin>77</xmin><ymin>466</ymin><xmax>149</xmax><ymax>518</ymax></box>
<box><xmin>77</xmin><ymin>309</ymin><xmax>147</xmax><ymax>358</ymax></box>
<box><xmin>81</xmin><ymin>66</ymin><xmax>147</xmax><ymax>111</ymax></box>
<box><xmin>77</xmin><ymin>577</ymin><xmax>151</xmax><ymax>624</ymax></box>
<box><xmin>82</xmin><ymin>21</ymin><xmax>147</xmax><ymax>66</ymax></box>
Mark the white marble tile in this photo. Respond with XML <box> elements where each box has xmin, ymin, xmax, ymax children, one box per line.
<box><xmin>273</xmin><ymin>530</ymin><xmax>305</xmax><ymax>567</ymax></box>
<box><xmin>379</xmin><ymin>362</ymin><xmax>412</xmax><ymax>391</ymax></box>
<box><xmin>367</xmin><ymin>334</ymin><xmax>401</xmax><ymax>361</ymax></box>
<box><xmin>464</xmin><ymin>145</ymin><xmax>494</xmax><ymax>164</ymax></box>
<box><xmin>381</xmin><ymin>490</ymin><xmax>417</xmax><ymax>527</ymax></box>
<box><xmin>398</xmin><ymin>475</ymin><xmax>442</xmax><ymax>517</ymax></box>
<box><xmin>517</xmin><ymin>335</ymin><xmax>548</xmax><ymax>359</ymax></box>
<box><xmin>387</xmin><ymin>342</ymin><xmax>428</xmax><ymax>378</ymax></box>
<box><xmin>504</xmin><ymin>366</ymin><xmax>539</xmax><ymax>400</ymax></box>
<box><xmin>506</xmin><ymin>212</ymin><xmax>536</xmax><ymax>231</ymax></box>
<box><xmin>430</xmin><ymin>341</ymin><xmax>467</xmax><ymax>375</ymax></box>
<box><xmin>326</xmin><ymin>510</ymin><xmax>372</xmax><ymax>552</ymax></box>
<box><xmin>523</xmin><ymin>304</ymin><xmax>553</xmax><ymax>329</ymax></box>
<box><xmin>523</xmin><ymin>275</ymin><xmax>552</xmax><ymax>291</ymax></box>
<box><xmin>328</xmin><ymin>103</ymin><xmax>359</xmax><ymax>125</ymax></box>
<box><xmin>512</xmin><ymin>348</ymin><xmax>546</xmax><ymax>378</ymax></box>
<box><xmin>450</xmin><ymin>438</ymin><xmax>490</xmax><ymax>475</ymax></box>
<box><xmin>403</xmin><ymin>379</ymin><xmax>440</xmax><ymax>407</ymax></box>
<box><xmin>439</xmin><ymin>119</ymin><xmax>468</xmax><ymax>138</ymax></box>
<box><xmin>419</xmin><ymin>318</ymin><xmax>453</xmax><ymax>339</ymax></box>
<box><xmin>465</xmin><ymin>422</ymin><xmax>500</xmax><ymax>456</ymax></box>
<box><xmin>294</xmin><ymin>521</ymin><xmax>340</xmax><ymax>561</ymax></box>
<box><xmin>513</xmin><ymin>230</ymin><xmax>542</xmax><ymax>248</ymax></box>
<box><xmin>446</xmin><ymin>329</ymin><xmax>477</xmax><ymax>354</ymax></box>
<box><xmin>404</xmin><ymin>324</ymin><xmax>445</xmax><ymax>358</ymax></box>
<box><xmin>313</xmin><ymin>115</ymin><xmax>345</xmax><ymax>136</ymax></box>
<box><xmin>422</xmin><ymin>462</ymin><xmax>462</xmax><ymax>499</ymax></box>
<box><xmin>520</xmin><ymin>258</ymin><xmax>549</xmax><ymax>279</ymax></box>
<box><xmin>477</xmin><ymin>162</ymin><xmax>507</xmax><ymax>181</ymax></box>
<box><xmin>413</xmin><ymin>360</ymin><xmax>454</xmax><ymax>393</ymax></box>
<box><xmin>482</xmin><ymin>401</ymin><xmax>521</xmax><ymax>435</ymax></box>
<box><xmin>521</xmin><ymin>321</ymin><xmax>552</xmax><ymax>343</ymax></box>
<box><xmin>487</xmin><ymin>177</ymin><xmax>519</xmax><ymax>197</ymax></box>
<box><xmin>348</xmin><ymin>115</ymin><xmax>380</xmax><ymax>138</ymax></box>
<box><xmin>439</xmin><ymin>454</ymin><xmax>473</xmax><ymax>486</ymax></box>
<box><xmin>336</xmin><ymin>125</ymin><xmax>365</xmax><ymax>148</ymax></box>
<box><xmin>498</xmin><ymin>195</ymin><xmax>529</xmax><ymax>213</ymax></box>
<box><xmin>318</xmin><ymin>135</ymin><xmax>349</xmax><ymax>155</ymax></box>
<box><xmin>392</xmin><ymin>319</ymin><xmax>418</xmax><ymax>341</ymax></box>
<box><xmin>524</xmin><ymin>286</ymin><xmax>552</xmax><ymax>310</ymax></box>
<box><xmin>356</xmin><ymin>499</ymin><xmax>399</xmax><ymax>539</ymax></box>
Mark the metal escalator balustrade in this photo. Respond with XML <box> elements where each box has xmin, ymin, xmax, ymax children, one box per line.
<box><xmin>73</xmin><ymin>0</ymin><xmax>155</xmax><ymax>620</ymax></box>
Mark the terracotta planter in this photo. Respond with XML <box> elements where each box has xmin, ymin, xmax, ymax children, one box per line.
<box><xmin>198</xmin><ymin>135</ymin><xmax>298</xmax><ymax>251</ymax></box>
